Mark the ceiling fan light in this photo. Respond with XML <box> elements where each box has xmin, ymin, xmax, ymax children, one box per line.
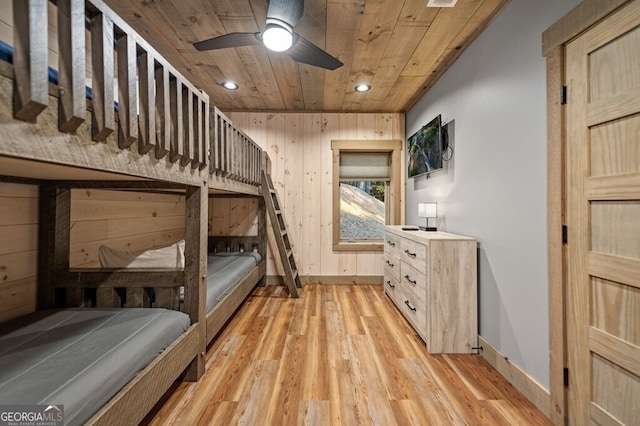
<box><xmin>262</xmin><ymin>23</ymin><xmax>293</xmax><ymax>52</ymax></box>
<box><xmin>355</xmin><ymin>83</ymin><xmax>371</xmax><ymax>93</ymax></box>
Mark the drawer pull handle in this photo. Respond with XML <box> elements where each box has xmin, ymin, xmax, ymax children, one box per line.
<box><xmin>404</xmin><ymin>275</ymin><xmax>417</xmax><ymax>285</ymax></box>
<box><xmin>404</xmin><ymin>249</ymin><xmax>416</xmax><ymax>258</ymax></box>
<box><xmin>386</xmin><ymin>260</ymin><xmax>394</xmax><ymax>267</ymax></box>
<box><xmin>387</xmin><ymin>240</ymin><xmax>396</xmax><ymax>247</ymax></box>
<box><xmin>386</xmin><ymin>280</ymin><xmax>395</xmax><ymax>289</ymax></box>
<box><xmin>405</xmin><ymin>300</ymin><xmax>417</xmax><ymax>312</ymax></box>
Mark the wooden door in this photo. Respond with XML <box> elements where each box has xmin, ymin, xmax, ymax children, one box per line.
<box><xmin>565</xmin><ymin>1</ymin><xmax>640</xmax><ymax>424</ymax></box>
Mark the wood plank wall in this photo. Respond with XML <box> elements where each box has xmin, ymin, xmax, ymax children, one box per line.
<box><xmin>227</xmin><ymin>112</ymin><xmax>405</xmax><ymax>280</ymax></box>
<box><xmin>208</xmin><ymin>198</ymin><xmax>258</xmax><ymax>237</ymax></box>
<box><xmin>70</xmin><ymin>189</ymin><xmax>185</xmax><ymax>267</ymax></box>
<box><xmin>0</xmin><ymin>182</ymin><xmax>38</xmax><ymax>322</ymax></box>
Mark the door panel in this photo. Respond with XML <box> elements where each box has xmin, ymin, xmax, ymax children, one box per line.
<box><xmin>590</xmin><ymin>115</ymin><xmax>640</xmax><ymax>177</ymax></box>
<box><xmin>566</xmin><ymin>1</ymin><xmax>640</xmax><ymax>424</ymax></box>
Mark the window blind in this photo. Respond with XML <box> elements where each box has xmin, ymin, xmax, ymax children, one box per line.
<box><xmin>339</xmin><ymin>152</ymin><xmax>390</xmax><ymax>180</ymax></box>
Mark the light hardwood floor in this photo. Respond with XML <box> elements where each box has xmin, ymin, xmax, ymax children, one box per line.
<box><xmin>143</xmin><ymin>285</ymin><xmax>551</xmax><ymax>425</ymax></box>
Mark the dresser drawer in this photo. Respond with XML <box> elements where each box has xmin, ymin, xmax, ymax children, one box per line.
<box><xmin>399</xmin><ymin>291</ymin><xmax>427</xmax><ymax>341</ymax></box>
<box><xmin>384</xmin><ymin>273</ymin><xmax>402</xmax><ymax>305</ymax></box>
<box><xmin>384</xmin><ymin>233</ymin><xmax>401</xmax><ymax>258</ymax></box>
<box><xmin>400</xmin><ymin>261</ymin><xmax>427</xmax><ymax>301</ymax></box>
<box><xmin>400</xmin><ymin>238</ymin><xmax>427</xmax><ymax>274</ymax></box>
<box><xmin>384</xmin><ymin>254</ymin><xmax>401</xmax><ymax>281</ymax></box>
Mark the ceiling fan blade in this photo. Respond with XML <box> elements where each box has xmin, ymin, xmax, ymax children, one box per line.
<box><xmin>267</xmin><ymin>0</ymin><xmax>304</xmax><ymax>27</ymax></box>
<box><xmin>287</xmin><ymin>34</ymin><xmax>343</xmax><ymax>70</ymax></box>
<box><xmin>193</xmin><ymin>32</ymin><xmax>261</xmax><ymax>51</ymax></box>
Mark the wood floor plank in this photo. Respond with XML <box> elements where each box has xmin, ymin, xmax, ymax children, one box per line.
<box><xmin>144</xmin><ymin>285</ymin><xmax>551</xmax><ymax>425</ymax></box>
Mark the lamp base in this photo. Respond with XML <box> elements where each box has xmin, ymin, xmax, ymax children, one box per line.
<box><xmin>419</xmin><ymin>226</ymin><xmax>437</xmax><ymax>232</ymax></box>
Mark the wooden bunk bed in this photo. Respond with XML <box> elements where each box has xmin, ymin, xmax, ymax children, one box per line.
<box><xmin>0</xmin><ymin>0</ymin><xmax>266</xmax><ymax>424</ymax></box>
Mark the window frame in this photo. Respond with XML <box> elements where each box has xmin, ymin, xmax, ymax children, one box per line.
<box><xmin>331</xmin><ymin>139</ymin><xmax>402</xmax><ymax>252</ymax></box>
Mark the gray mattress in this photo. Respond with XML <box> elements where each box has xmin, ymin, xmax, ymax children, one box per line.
<box><xmin>0</xmin><ymin>308</ymin><xmax>190</xmax><ymax>426</ymax></box>
<box><xmin>205</xmin><ymin>252</ymin><xmax>262</xmax><ymax>312</ymax></box>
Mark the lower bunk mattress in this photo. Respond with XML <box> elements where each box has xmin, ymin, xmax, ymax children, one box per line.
<box><xmin>205</xmin><ymin>252</ymin><xmax>262</xmax><ymax>312</ymax></box>
<box><xmin>0</xmin><ymin>308</ymin><xmax>190</xmax><ymax>425</ymax></box>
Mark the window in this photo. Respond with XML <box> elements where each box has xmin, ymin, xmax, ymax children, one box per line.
<box><xmin>331</xmin><ymin>140</ymin><xmax>402</xmax><ymax>251</ymax></box>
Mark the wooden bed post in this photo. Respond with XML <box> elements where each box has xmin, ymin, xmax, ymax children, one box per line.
<box><xmin>183</xmin><ymin>183</ymin><xmax>207</xmax><ymax>381</ymax></box>
<box><xmin>38</xmin><ymin>184</ymin><xmax>71</xmax><ymax>309</ymax></box>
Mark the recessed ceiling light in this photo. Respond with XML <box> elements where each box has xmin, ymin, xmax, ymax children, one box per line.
<box><xmin>355</xmin><ymin>84</ymin><xmax>371</xmax><ymax>93</ymax></box>
<box><xmin>222</xmin><ymin>81</ymin><xmax>239</xmax><ymax>90</ymax></box>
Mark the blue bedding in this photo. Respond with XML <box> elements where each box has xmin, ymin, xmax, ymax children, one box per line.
<box><xmin>0</xmin><ymin>308</ymin><xmax>190</xmax><ymax>425</ymax></box>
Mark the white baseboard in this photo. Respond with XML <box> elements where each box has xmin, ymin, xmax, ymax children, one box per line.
<box><xmin>478</xmin><ymin>336</ymin><xmax>550</xmax><ymax>418</ymax></box>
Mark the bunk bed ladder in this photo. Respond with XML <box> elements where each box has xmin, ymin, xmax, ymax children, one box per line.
<box><xmin>261</xmin><ymin>171</ymin><xmax>301</xmax><ymax>298</ymax></box>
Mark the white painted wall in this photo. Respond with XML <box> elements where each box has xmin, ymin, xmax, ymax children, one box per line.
<box><xmin>406</xmin><ymin>0</ymin><xmax>580</xmax><ymax>390</ymax></box>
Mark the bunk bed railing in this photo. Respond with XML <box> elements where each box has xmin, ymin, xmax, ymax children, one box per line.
<box><xmin>10</xmin><ymin>0</ymin><xmax>209</xmax><ymax>170</ymax></box>
<box><xmin>211</xmin><ymin>107</ymin><xmax>262</xmax><ymax>186</ymax></box>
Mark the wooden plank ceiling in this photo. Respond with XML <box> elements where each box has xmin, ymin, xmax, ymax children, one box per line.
<box><xmin>104</xmin><ymin>0</ymin><xmax>508</xmax><ymax>113</ymax></box>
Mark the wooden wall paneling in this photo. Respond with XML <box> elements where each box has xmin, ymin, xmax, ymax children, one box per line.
<box><xmin>233</xmin><ymin>198</ymin><xmax>258</xmax><ymax>236</ymax></box>
<box><xmin>284</xmin><ymin>113</ymin><xmax>303</xmax><ymax>273</ymax></box>
<box><xmin>266</xmin><ymin>113</ymin><xmax>286</xmax><ymax>276</ymax></box>
<box><xmin>336</xmin><ymin>114</ymin><xmax>358</xmax><ymax>276</ymax></box>
<box><xmin>90</xmin><ymin>11</ymin><xmax>115</xmax><ymax>142</ymax></box>
<box><xmin>301</xmin><ymin>113</ymin><xmax>322</xmax><ymax>276</ymax></box>
<box><xmin>69</xmin><ymin>189</ymin><xmax>185</xmax><ymax>267</ymax></box>
<box><xmin>57</xmin><ymin>0</ymin><xmax>85</xmax><ymax>133</ymax></box>
<box><xmin>354</xmin><ymin>113</ymin><xmax>383</xmax><ymax>276</ymax></box>
<box><xmin>137</xmin><ymin>50</ymin><xmax>155</xmax><ymax>155</ymax></box>
<box><xmin>116</xmin><ymin>31</ymin><xmax>138</xmax><ymax>149</ymax></box>
<box><xmin>71</xmin><ymin>196</ymin><xmax>184</xmax><ymax>221</ymax></box>
<box><xmin>228</xmin><ymin>112</ymin><xmax>404</xmax><ymax>279</ymax></box>
<box><xmin>0</xmin><ymin>251</ymin><xmax>38</xmax><ymax>291</ymax></box>
<box><xmin>0</xmin><ymin>182</ymin><xmax>38</xmax><ymax>322</ymax></box>
<box><xmin>0</xmin><ymin>0</ymin><xmax>13</xmax><ymax>45</ymax></box>
<box><xmin>209</xmin><ymin>197</ymin><xmax>259</xmax><ymax>238</ymax></box>
<box><xmin>319</xmin><ymin>114</ymin><xmax>340</xmax><ymax>276</ymax></box>
<box><xmin>0</xmin><ymin>277</ymin><xmax>37</xmax><ymax>322</ymax></box>
<box><xmin>209</xmin><ymin>197</ymin><xmax>230</xmax><ymax>236</ymax></box>
<box><xmin>12</xmin><ymin>0</ymin><xmax>48</xmax><ymax>122</ymax></box>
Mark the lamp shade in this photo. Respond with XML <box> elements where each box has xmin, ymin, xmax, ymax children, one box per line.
<box><xmin>418</xmin><ymin>202</ymin><xmax>437</xmax><ymax>218</ymax></box>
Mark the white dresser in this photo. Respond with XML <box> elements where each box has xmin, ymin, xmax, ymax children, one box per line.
<box><xmin>383</xmin><ymin>225</ymin><xmax>478</xmax><ymax>354</ymax></box>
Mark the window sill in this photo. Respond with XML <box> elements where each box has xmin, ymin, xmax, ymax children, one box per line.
<box><xmin>333</xmin><ymin>241</ymin><xmax>383</xmax><ymax>252</ymax></box>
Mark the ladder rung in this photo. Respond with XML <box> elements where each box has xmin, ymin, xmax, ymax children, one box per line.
<box><xmin>275</xmin><ymin>209</ymin><xmax>282</xmax><ymax>215</ymax></box>
<box><xmin>281</xmin><ymin>229</ymin><xmax>287</xmax><ymax>236</ymax></box>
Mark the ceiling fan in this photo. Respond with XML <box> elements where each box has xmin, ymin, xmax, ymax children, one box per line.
<box><xmin>193</xmin><ymin>0</ymin><xmax>343</xmax><ymax>71</ymax></box>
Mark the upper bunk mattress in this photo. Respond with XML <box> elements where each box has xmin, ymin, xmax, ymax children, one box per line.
<box><xmin>0</xmin><ymin>308</ymin><xmax>190</xmax><ymax>425</ymax></box>
<box><xmin>206</xmin><ymin>252</ymin><xmax>262</xmax><ymax>312</ymax></box>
